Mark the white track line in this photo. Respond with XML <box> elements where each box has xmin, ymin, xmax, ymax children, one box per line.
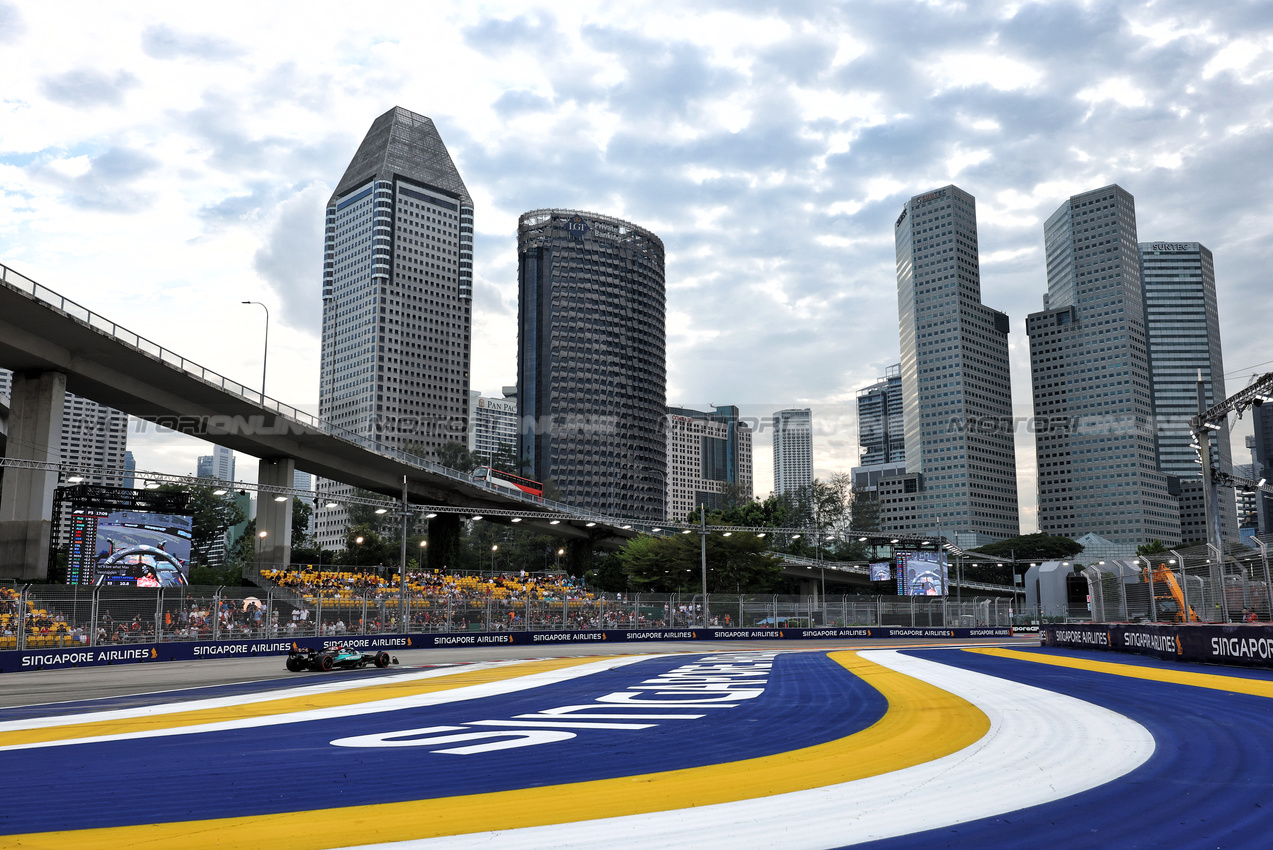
<box><xmin>0</xmin><ymin>654</ymin><xmax>670</xmax><ymax>751</ymax></box>
<box><xmin>358</xmin><ymin>648</ymin><xmax>1154</xmax><ymax>850</ymax></box>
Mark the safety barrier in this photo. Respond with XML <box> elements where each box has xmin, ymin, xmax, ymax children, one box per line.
<box><xmin>0</xmin><ymin>583</ymin><xmax>1020</xmax><ymax>653</ymax></box>
<box><xmin>1043</xmin><ymin>621</ymin><xmax>1273</xmax><ymax>670</ymax></box>
<box><xmin>0</xmin><ymin>624</ymin><xmax>1015</xmax><ymax>673</ymax></box>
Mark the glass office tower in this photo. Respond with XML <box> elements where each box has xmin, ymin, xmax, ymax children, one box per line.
<box><xmin>517</xmin><ymin>209</ymin><xmax>666</xmax><ymax>519</ymax></box>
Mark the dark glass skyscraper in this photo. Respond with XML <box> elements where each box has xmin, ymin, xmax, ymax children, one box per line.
<box><xmin>316</xmin><ymin>107</ymin><xmax>473</xmax><ymax>548</ymax></box>
<box><xmin>517</xmin><ymin>210</ymin><xmax>666</xmax><ymax>519</ymax></box>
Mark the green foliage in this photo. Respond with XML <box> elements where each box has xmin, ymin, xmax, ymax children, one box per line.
<box><xmin>346</xmin><ymin>489</ymin><xmax>394</xmax><ymax>535</ymax></box>
<box><xmin>291</xmin><ymin>497</ymin><xmax>312</xmax><ymax>550</ymax></box>
<box><xmin>1137</xmin><ymin>539</ymin><xmax>1169</xmax><ymax>557</ymax></box>
<box><xmin>973</xmin><ymin>532</ymin><xmax>1084</xmax><ymax>560</ymax></box>
<box><xmin>489</xmin><ymin>443</ymin><xmax>529</xmax><ymax>476</ymax></box>
<box><xmin>848</xmin><ymin>484</ymin><xmax>880</xmax><ymax>534</ymax></box>
<box><xmin>341</xmin><ymin>524</ymin><xmax>393</xmax><ymax>566</ymax></box>
<box><xmin>156</xmin><ymin>483</ymin><xmax>247</xmax><ymax>567</ymax></box>
<box><xmin>434</xmin><ymin>440</ymin><xmax>478</xmax><ymax>473</ymax></box>
<box><xmin>615</xmin><ymin>531</ymin><xmax>784</xmax><ymax>593</ymax></box>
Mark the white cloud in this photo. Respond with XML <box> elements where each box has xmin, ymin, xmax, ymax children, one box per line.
<box><xmin>926</xmin><ymin>52</ymin><xmax>1042</xmax><ymax>93</ymax></box>
<box><xmin>0</xmin><ymin>0</ymin><xmax>1270</xmax><ymax>532</ymax></box>
<box><xmin>1077</xmin><ymin>77</ymin><xmax>1149</xmax><ymax>110</ymax></box>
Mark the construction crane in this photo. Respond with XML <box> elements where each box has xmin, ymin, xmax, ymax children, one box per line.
<box><xmin>1142</xmin><ymin>561</ymin><xmax>1198</xmax><ymax>623</ymax></box>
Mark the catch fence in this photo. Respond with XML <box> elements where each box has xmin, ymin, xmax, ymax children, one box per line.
<box><xmin>0</xmin><ymin>583</ymin><xmax>1018</xmax><ymax>651</ymax></box>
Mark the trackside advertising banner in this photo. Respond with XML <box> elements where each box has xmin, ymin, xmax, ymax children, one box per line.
<box><xmin>0</xmin><ymin>626</ymin><xmax>1011</xmax><ymax>673</ymax></box>
<box><xmin>1044</xmin><ymin>623</ymin><xmax>1273</xmax><ymax>670</ymax></box>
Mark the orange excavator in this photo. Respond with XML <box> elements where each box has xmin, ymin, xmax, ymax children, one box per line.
<box><xmin>1143</xmin><ymin>562</ymin><xmax>1198</xmax><ymax>623</ymax></box>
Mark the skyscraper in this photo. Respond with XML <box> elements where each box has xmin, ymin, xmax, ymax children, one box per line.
<box><xmin>772</xmin><ymin>408</ymin><xmax>813</xmax><ymax>497</ymax></box>
<box><xmin>857</xmin><ymin>364</ymin><xmax>905</xmax><ymax>467</ymax></box>
<box><xmin>315</xmin><ymin>107</ymin><xmax>473</xmax><ymax>549</ymax></box>
<box><xmin>666</xmin><ymin>405</ymin><xmax>753</xmax><ymax>521</ymax></box>
<box><xmin>517</xmin><ymin>210</ymin><xmax>666</xmax><ymax>519</ymax></box>
<box><xmin>196</xmin><ymin>445</ymin><xmax>235</xmax><ymax>482</ymax></box>
<box><xmin>884</xmin><ymin>185</ymin><xmax>1018</xmax><ymax>545</ymax></box>
<box><xmin>851</xmin><ymin>365</ymin><xmax>907</xmax><ymax>508</ymax></box>
<box><xmin>1027</xmin><ymin>185</ymin><xmax>1180</xmax><ymax>547</ymax></box>
<box><xmin>1139</xmin><ymin>240</ymin><xmax>1237</xmax><ymax>544</ymax></box>
<box><xmin>469</xmin><ymin>391</ymin><xmax>518</xmax><ymax>464</ymax></box>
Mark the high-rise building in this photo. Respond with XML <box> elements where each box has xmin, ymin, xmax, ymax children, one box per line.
<box><xmin>884</xmin><ymin>185</ymin><xmax>1018</xmax><ymax>545</ymax></box>
<box><xmin>516</xmin><ymin>210</ymin><xmax>666</xmax><ymax>519</ymax></box>
<box><xmin>122</xmin><ymin>451</ymin><xmax>135</xmax><ymax>490</ymax></box>
<box><xmin>1027</xmin><ymin>185</ymin><xmax>1180</xmax><ymax>547</ymax></box>
<box><xmin>857</xmin><ymin>364</ymin><xmax>905</xmax><ymax>467</ymax></box>
<box><xmin>666</xmin><ymin>405</ymin><xmax>753</xmax><ymax>521</ymax></box>
<box><xmin>469</xmin><ymin>391</ymin><xmax>518</xmax><ymax>464</ymax></box>
<box><xmin>0</xmin><ymin>369</ymin><xmax>128</xmax><ymax>488</ymax></box>
<box><xmin>1139</xmin><ymin>241</ymin><xmax>1237</xmax><ymax>544</ymax></box>
<box><xmin>772</xmin><ymin>409</ymin><xmax>813</xmax><ymax>497</ymax></box>
<box><xmin>850</xmin><ymin>365</ymin><xmax>907</xmax><ymax>514</ymax></box>
<box><xmin>315</xmin><ymin>107</ymin><xmax>473</xmax><ymax>548</ymax></box>
<box><xmin>196</xmin><ymin>445</ymin><xmax>235</xmax><ymax>482</ymax></box>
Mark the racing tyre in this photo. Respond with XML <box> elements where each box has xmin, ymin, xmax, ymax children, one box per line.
<box><xmin>319</xmin><ymin>654</ymin><xmax>334</xmax><ymax>672</ymax></box>
<box><xmin>285</xmin><ymin>656</ymin><xmax>303</xmax><ymax>672</ymax></box>
<box><xmin>374</xmin><ymin>651</ymin><xmax>391</xmax><ymax>669</ymax></box>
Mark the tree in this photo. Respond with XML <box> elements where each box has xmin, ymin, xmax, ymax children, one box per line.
<box><xmin>346</xmin><ymin>488</ymin><xmax>394</xmax><ymax>535</ymax></box>
<box><xmin>342</xmin><ymin>525</ymin><xmax>392</xmax><ymax>567</ymax></box>
<box><xmin>489</xmin><ymin>443</ymin><xmax>530</xmax><ymax>476</ymax></box>
<box><xmin>973</xmin><ymin>532</ymin><xmax>1084</xmax><ymax>561</ymax></box>
<box><xmin>156</xmin><ymin>483</ymin><xmax>246</xmax><ymax>567</ymax></box>
<box><xmin>849</xmin><ymin>484</ymin><xmax>880</xmax><ymax>534</ymax></box>
<box><xmin>434</xmin><ymin>440</ymin><xmax>477</xmax><ymax>473</ymax></box>
<box><xmin>291</xmin><ymin>497</ymin><xmax>312</xmax><ymax>550</ymax></box>
<box><xmin>615</xmin><ymin>531</ymin><xmax>784</xmax><ymax>593</ymax></box>
<box><xmin>1137</xmin><ymin>539</ymin><xmax>1169</xmax><ymax>557</ymax></box>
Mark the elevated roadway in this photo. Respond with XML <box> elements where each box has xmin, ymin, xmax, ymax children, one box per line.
<box><xmin>0</xmin><ymin>264</ymin><xmax>633</xmax><ymax>577</ymax></box>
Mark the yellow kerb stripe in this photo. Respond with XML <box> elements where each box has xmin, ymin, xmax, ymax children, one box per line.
<box><xmin>967</xmin><ymin>647</ymin><xmax>1273</xmax><ymax>697</ymax></box>
<box><xmin>9</xmin><ymin>651</ymin><xmax>990</xmax><ymax>850</ymax></box>
<box><xmin>0</xmin><ymin>656</ymin><xmax>605</xmax><ymax>748</ymax></box>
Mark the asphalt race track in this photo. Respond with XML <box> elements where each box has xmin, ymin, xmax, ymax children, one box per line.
<box><xmin>3</xmin><ymin>639</ymin><xmax>1273</xmax><ymax>848</ymax></box>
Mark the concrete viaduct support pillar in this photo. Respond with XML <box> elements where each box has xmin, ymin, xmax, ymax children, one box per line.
<box><xmin>0</xmin><ymin>371</ymin><xmax>66</xmax><ymax>580</ymax></box>
<box><xmin>565</xmin><ymin>539</ymin><xmax>593</xmax><ymax>579</ymax></box>
<box><xmin>427</xmin><ymin>514</ymin><xmax>462</xmax><ymax>573</ymax></box>
<box><xmin>256</xmin><ymin>457</ymin><xmax>295</xmax><ymax>570</ymax></box>
<box><xmin>799</xmin><ymin>576</ymin><xmax>819</xmax><ymax>604</ymax></box>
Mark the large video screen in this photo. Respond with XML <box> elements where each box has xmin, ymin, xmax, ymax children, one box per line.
<box><xmin>69</xmin><ymin>509</ymin><xmax>193</xmax><ymax>587</ymax></box>
<box><xmin>895</xmin><ymin>551</ymin><xmax>948</xmax><ymax>596</ymax></box>
<box><xmin>869</xmin><ymin>562</ymin><xmax>891</xmax><ymax>582</ymax></box>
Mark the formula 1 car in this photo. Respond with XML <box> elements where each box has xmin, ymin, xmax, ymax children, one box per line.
<box><xmin>285</xmin><ymin>645</ymin><xmax>397</xmax><ymax>672</ymax></box>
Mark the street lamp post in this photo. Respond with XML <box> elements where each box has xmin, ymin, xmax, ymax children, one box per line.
<box><xmin>699</xmin><ymin>504</ymin><xmax>709</xmax><ymax>627</ymax></box>
<box><xmin>242</xmin><ymin>301</ymin><xmax>269</xmax><ymax>398</ymax></box>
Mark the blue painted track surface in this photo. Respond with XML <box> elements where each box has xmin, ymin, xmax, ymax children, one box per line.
<box><xmin>0</xmin><ymin>652</ymin><xmax>886</xmax><ymax>835</ymax></box>
<box><xmin>852</xmin><ymin>648</ymin><xmax>1273</xmax><ymax>850</ymax></box>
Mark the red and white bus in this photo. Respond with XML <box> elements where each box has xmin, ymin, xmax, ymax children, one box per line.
<box><xmin>471</xmin><ymin>466</ymin><xmax>544</xmax><ymax>500</ymax></box>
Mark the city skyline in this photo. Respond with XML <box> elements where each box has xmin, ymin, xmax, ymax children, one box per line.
<box><xmin>2</xmin><ymin>2</ymin><xmax>1272</xmax><ymax>533</ymax></box>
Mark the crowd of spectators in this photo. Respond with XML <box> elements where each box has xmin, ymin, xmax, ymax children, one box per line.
<box><xmin>261</xmin><ymin>567</ymin><xmax>592</xmax><ymax>604</ymax></box>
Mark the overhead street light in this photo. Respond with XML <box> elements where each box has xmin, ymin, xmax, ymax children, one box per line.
<box><xmin>241</xmin><ymin>300</ymin><xmax>269</xmax><ymax>397</ymax></box>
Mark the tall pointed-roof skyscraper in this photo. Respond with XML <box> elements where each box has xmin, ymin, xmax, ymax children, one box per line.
<box><xmin>315</xmin><ymin>107</ymin><xmax>474</xmax><ymax>549</ymax></box>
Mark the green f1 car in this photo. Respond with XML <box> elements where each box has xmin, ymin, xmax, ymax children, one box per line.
<box><xmin>286</xmin><ymin>645</ymin><xmax>398</xmax><ymax>672</ymax></box>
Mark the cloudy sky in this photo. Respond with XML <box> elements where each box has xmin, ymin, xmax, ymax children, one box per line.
<box><xmin>2</xmin><ymin>0</ymin><xmax>1272</xmax><ymax>530</ymax></box>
